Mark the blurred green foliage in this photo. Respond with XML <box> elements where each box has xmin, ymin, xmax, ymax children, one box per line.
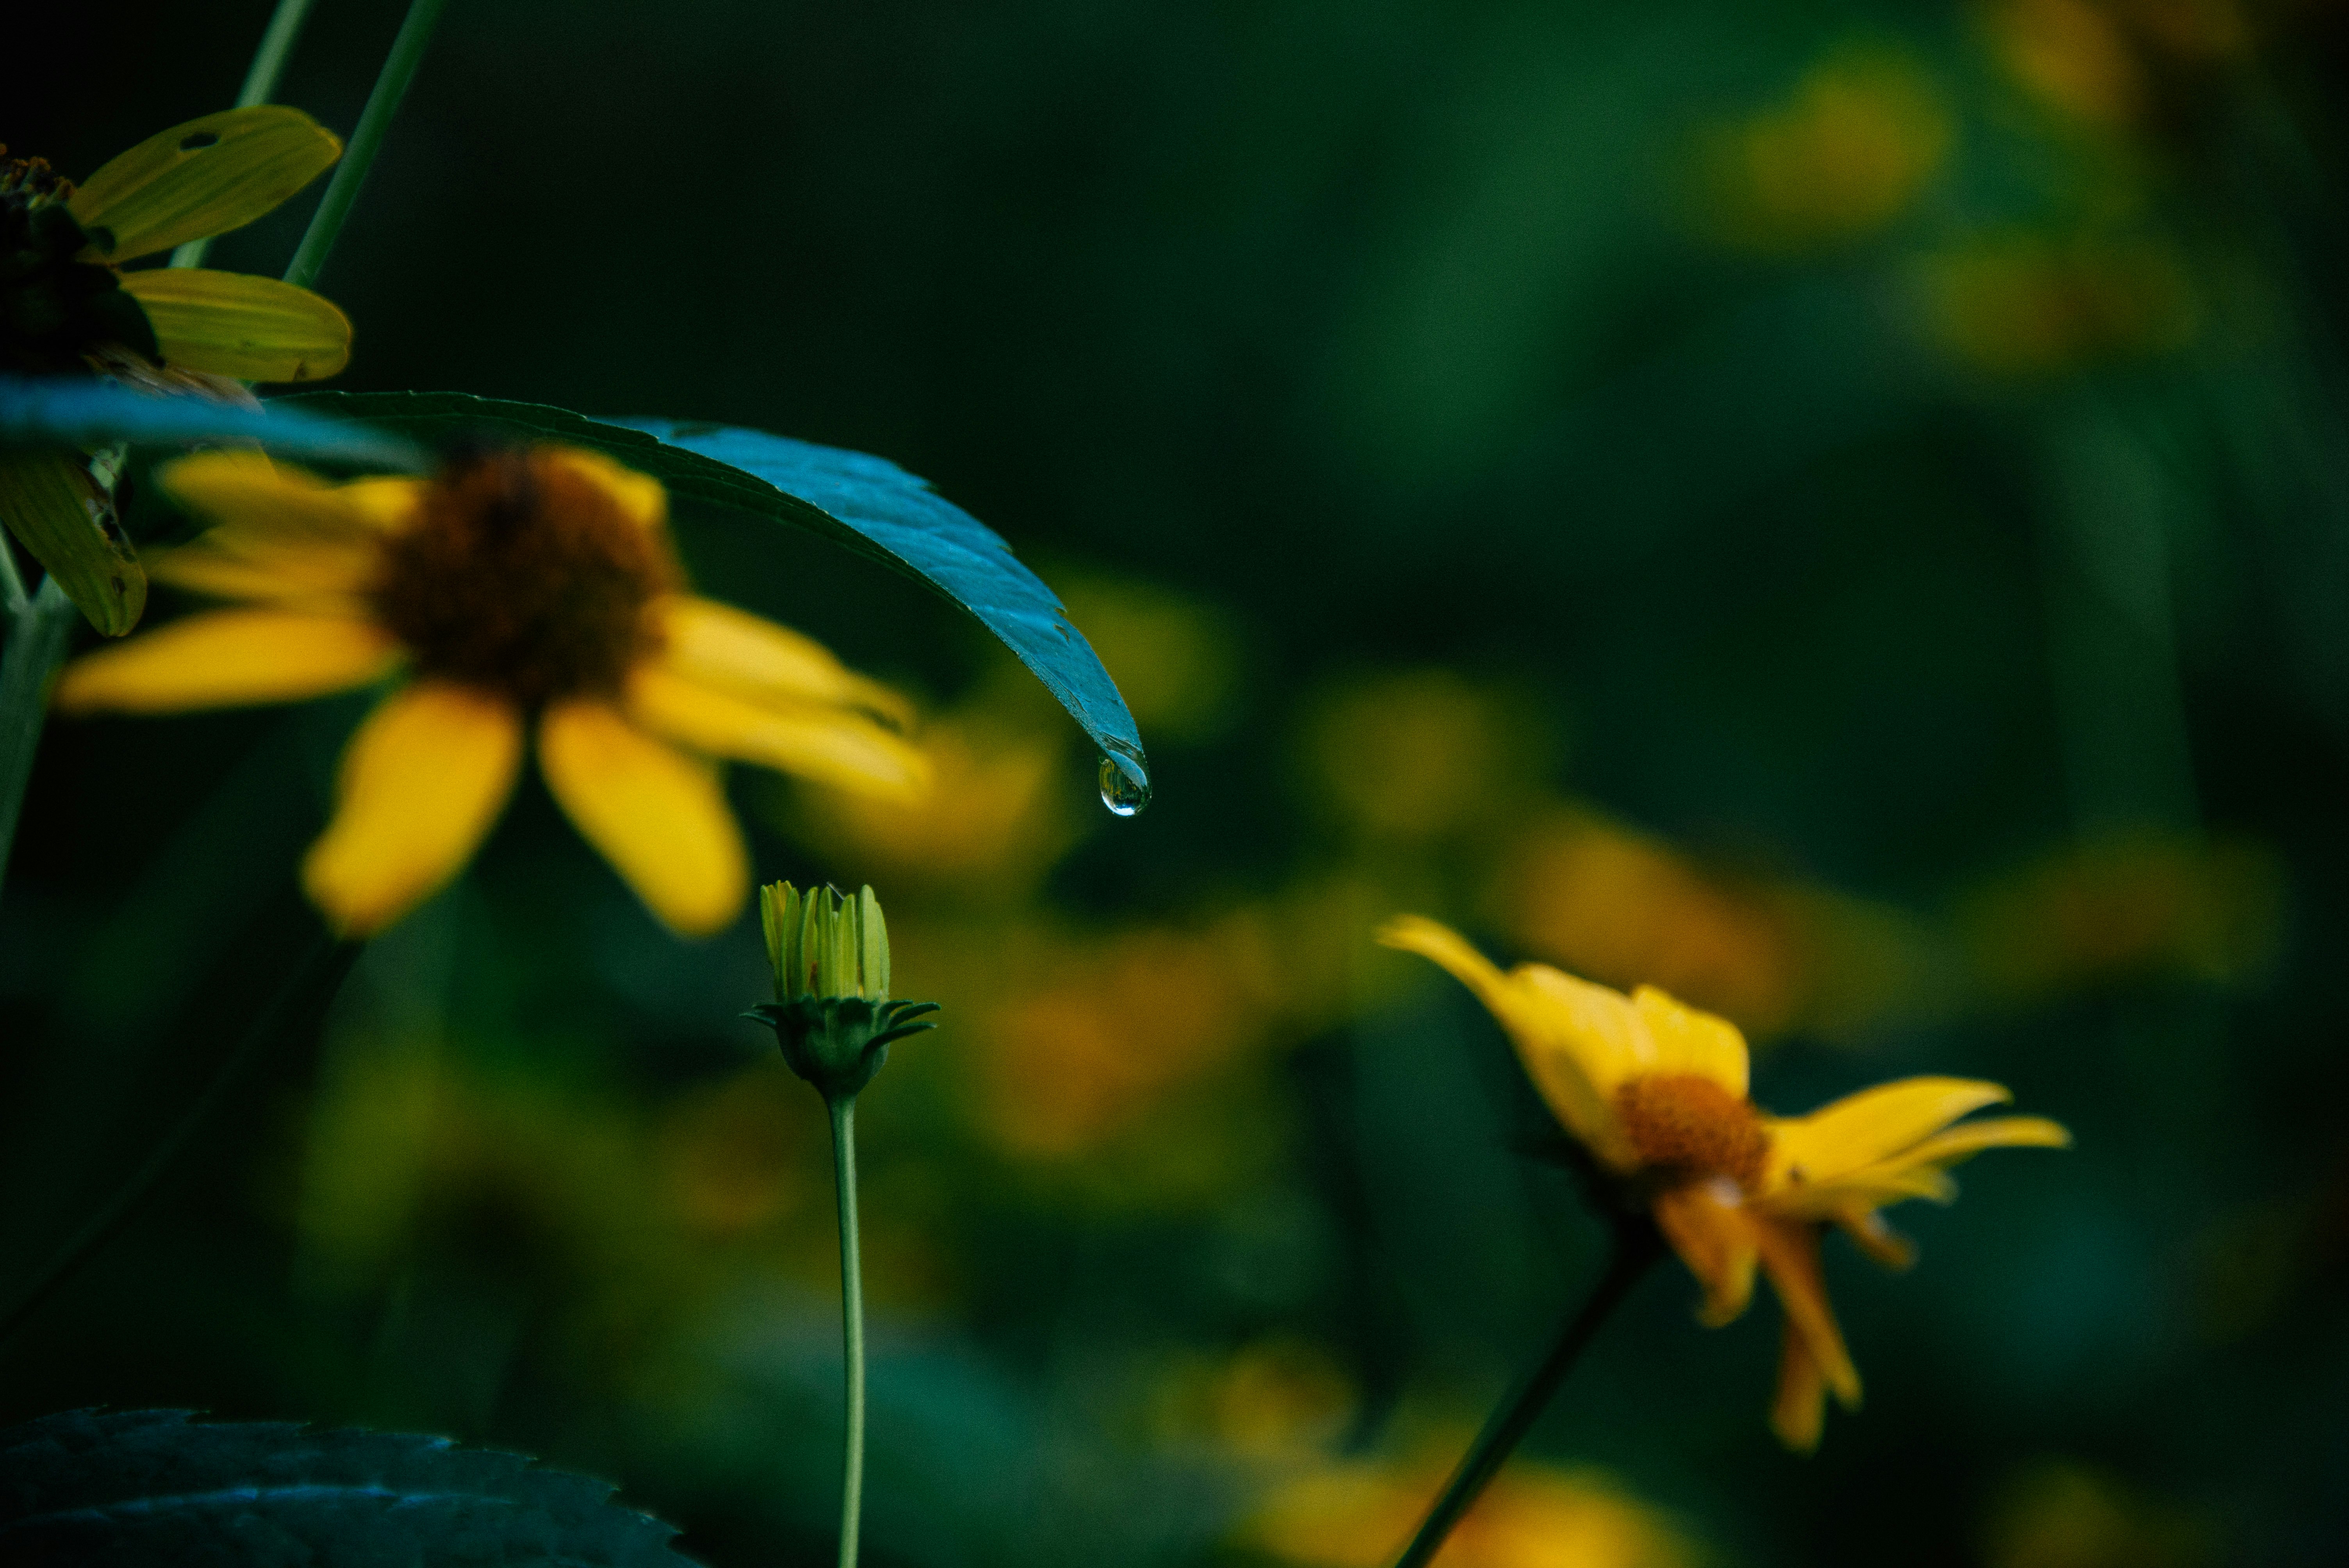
<box><xmin>6</xmin><ymin>1</ymin><xmax>2348</xmax><ymax>1565</ymax></box>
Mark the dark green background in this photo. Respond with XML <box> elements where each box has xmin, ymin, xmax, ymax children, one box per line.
<box><xmin>5</xmin><ymin>2</ymin><xmax>2347</xmax><ymax>1564</ymax></box>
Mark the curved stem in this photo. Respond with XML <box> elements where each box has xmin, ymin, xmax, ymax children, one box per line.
<box><xmin>827</xmin><ymin>1093</ymin><xmax>868</xmax><ymax>1568</ymax></box>
<box><xmin>171</xmin><ymin>0</ymin><xmax>323</xmax><ymax>269</ymax></box>
<box><xmin>1390</xmin><ymin>1220</ymin><xmax>1663</xmax><ymax>1568</ymax></box>
<box><xmin>0</xmin><ymin>933</ymin><xmax>358</xmax><ymax>1346</ymax></box>
<box><xmin>283</xmin><ymin>0</ymin><xmax>454</xmax><ymax>290</ymax></box>
<box><xmin>0</xmin><ymin>576</ymin><xmax>77</xmax><ymax>894</ymax></box>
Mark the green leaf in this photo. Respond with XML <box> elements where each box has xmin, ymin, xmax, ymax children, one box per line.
<box><xmin>0</xmin><ymin>377</ymin><xmax>423</xmax><ymax>469</ymax></box>
<box><xmin>0</xmin><ymin>1409</ymin><xmax>696</xmax><ymax>1566</ymax></box>
<box><xmin>274</xmin><ymin>390</ymin><xmax>1149</xmax><ymax>796</ymax></box>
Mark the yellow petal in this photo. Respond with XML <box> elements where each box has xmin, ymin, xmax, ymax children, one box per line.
<box><xmin>1651</xmin><ymin>1180</ymin><xmax>1760</xmax><ymax>1326</ymax></box>
<box><xmin>302</xmin><ymin>682</ymin><xmax>522</xmax><ymax>936</ymax></box>
<box><xmin>69</xmin><ymin>106</ymin><xmax>340</xmax><ymax>263</ymax></box>
<box><xmin>538</xmin><ymin>699</ymin><xmax>747</xmax><ymax>936</ymax></box>
<box><xmin>1375</xmin><ymin>916</ymin><xmax>1633</xmax><ymax>1165</ymax></box>
<box><xmin>1830</xmin><ymin>1205</ymin><xmax>1916</xmax><ymax>1269</ymax></box>
<box><xmin>150</xmin><ymin>534</ymin><xmax>374</xmax><ymax>606</ymax></box>
<box><xmin>656</xmin><ymin>595</ymin><xmax>915</xmax><ymax>725</ymax></box>
<box><xmin>121</xmin><ymin>269</ymin><xmax>351</xmax><ymax>383</ymax></box>
<box><xmin>627</xmin><ymin>663</ymin><xmax>929</xmax><ymax>800</ymax></box>
<box><xmin>53</xmin><ymin>608</ymin><xmax>398</xmax><ymax>712</ymax></box>
<box><xmin>1768</xmin><ymin>1114</ymin><xmax>2071</xmax><ymax>1219</ymax></box>
<box><xmin>0</xmin><ymin>449</ymin><xmax>144</xmax><ymax>636</ymax></box>
<box><xmin>1765</xmin><ymin>1076</ymin><xmax>2014</xmax><ymax>1188</ymax></box>
<box><xmin>1753</xmin><ymin>1218</ymin><xmax>1861</xmax><ymax>1409</ymax></box>
<box><xmin>544</xmin><ymin>446</ymin><xmax>666</xmax><ymax>531</ymax></box>
<box><xmin>1630</xmin><ymin>985</ymin><xmax>1749</xmax><ymax>1097</ymax></box>
<box><xmin>159</xmin><ymin>451</ymin><xmax>417</xmax><ymax>539</ymax></box>
<box><xmin>1770</xmin><ymin>1317</ymin><xmax>1829</xmax><ymax>1452</ymax></box>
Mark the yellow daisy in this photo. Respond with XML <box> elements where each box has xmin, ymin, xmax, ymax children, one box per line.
<box><xmin>55</xmin><ymin>445</ymin><xmax>928</xmax><ymax>937</ymax></box>
<box><xmin>2</xmin><ymin>105</ymin><xmax>352</xmax><ymax>632</ymax></box>
<box><xmin>1378</xmin><ymin>914</ymin><xmax>2069</xmax><ymax>1450</ymax></box>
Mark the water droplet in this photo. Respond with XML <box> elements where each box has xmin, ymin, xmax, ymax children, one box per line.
<box><xmin>1097</xmin><ymin>750</ymin><xmax>1151</xmax><ymax>817</ymax></box>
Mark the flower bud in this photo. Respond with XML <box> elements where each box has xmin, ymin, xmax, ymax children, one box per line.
<box><xmin>747</xmin><ymin>881</ymin><xmax>937</xmax><ymax>1100</ymax></box>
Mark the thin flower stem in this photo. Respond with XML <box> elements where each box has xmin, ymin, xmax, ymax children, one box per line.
<box><xmin>0</xmin><ymin>576</ymin><xmax>77</xmax><ymax>891</ymax></box>
<box><xmin>0</xmin><ymin>933</ymin><xmax>359</xmax><ymax>1346</ymax></box>
<box><xmin>1390</xmin><ymin>1220</ymin><xmax>1663</xmax><ymax>1568</ymax></box>
<box><xmin>827</xmin><ymin>1093</ymin><xmax>868</xmax><ymax>1568</ymax></box>
<box><xmin>283</xmin><ymin>0</ymin><xmax>453</xmax><ymax>291</ymax></box>
<box><xmin>171</xmin><ymin>0</ymin><xmax>323</xmax><ymax>268</ymax></box>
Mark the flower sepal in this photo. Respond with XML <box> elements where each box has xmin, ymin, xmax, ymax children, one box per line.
<box><xmin>752</xmin><ymin>880</ymin><xmax>938</xmax><ymax>1100</ymax></box>
<box><xmin>743</xmin><ymin>994</ymin><xmax>941</xmax><ymax>1101</ymax></box>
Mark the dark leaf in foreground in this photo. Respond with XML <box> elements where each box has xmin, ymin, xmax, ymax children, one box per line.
<box><xmin>0</xmin><ymin>1409</ymin><xmax>695</xmax><ymax>1566</ymax></box>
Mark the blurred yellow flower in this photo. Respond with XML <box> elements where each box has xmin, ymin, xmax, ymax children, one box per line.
<box><xmin>57</xmin><ymin>446</ymin><xmax>924</xmax><ymax>936</ymax></box>
<box><xmin>1706</xmin><ymin>44</ymin><xmax>1951</xmax><ymax>252</ymax></box>
<box><xmin>1919</xmin><ymin>229</ymin><xmax>2195</xmax><ymax>376</ymax></box>
<box><xmin>1379</xmin><ymin>915</ymin><xmax>2068</xmax><ymax>1449</ymax></box>
<box><xmin>977</xmin><ymin>916</ymin><xmax>1280</xmax><ymax>1158</ymax></box>
<box><xmin>1150</xmin><ymin>1337</ymin><xmax>1356</xmax><ymax>1458</ymax></box>
<box><xmin>1248</xmin><ymin>1452</ymin><xmax>1697</xmax><ymax>1568</ymax></box>
<box><xmin>795</xmin><ymin>712</ymin><xmax>1076</xmax><ymax>895</ymax></box>
<box><xmin>1983</xmin><ymin>1458</ymin><xmax>2214</xmax><ymax>1568</ymax></box>
<box><xmin>1059</xmin><ymin>576</ymin><xmax>1243</xmax><ymax>743</ymax></box>
<box><xmin>1490</xmin><ymin>807</ymin><xmax>1943</xmax><ymax>1042</ymax></box>
<box><xmin>1960</xmin><ymin>830</ymin><xmax>2281</xmax><ymax>1001</ymax></box>
<box><xmin>1304</xmin><ymin>671</ymin><xmax>1541</xmax><ymax>844</ymax></box>
<box><xmin>2</xmin><ymin>106</ymin><xmax>352</xmax><ymax>633</ymax></box>
<box><xmin>1982</xmin><ymin>0</ymin><xmax>2246</xmax><ymax>129</ymax></box>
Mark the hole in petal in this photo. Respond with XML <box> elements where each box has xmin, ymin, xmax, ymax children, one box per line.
<box><xmin>178</xmin><ymin>131</ymin><xmax>221</xmax><ymax>151</ymax></box>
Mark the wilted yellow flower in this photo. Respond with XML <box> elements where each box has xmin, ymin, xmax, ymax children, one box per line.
<box><xmin>2</xmin><ymin>106</ymin><xmax>352</xmax><ymax>633</ymax></box>
<box><xmin>1379</xmin><ymin>915</ymin><xmax>2068</xmax><ymax>1449</ymax></box>
<box><xmin>1249</xmin><ymin>1452</ymin><xmax>1697</xmax><ymax>1568</ymax></box>
<box><xmin>1706</xmin><ymin>44</ymin><xmax>1952</xmax><ymax>251</ymax></box>
<box><xmin>57</xmin><ymin>447</ymin><xmax>925</xmax><ymax>936</ymax></box>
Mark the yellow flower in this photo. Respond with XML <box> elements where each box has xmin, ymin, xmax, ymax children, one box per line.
<box><xmin>55</xmin><ymin>445</ymin><xmax>927</xmax><ymax>937</ymax></box>
<box><xmin>2</xmin><ymin>105</ymin><xmax>353</xmax><ymax>632</ymax></box>
<box><xmin>1378</xmin><ymin>915</ymin><xmax>2069</xmax><ymax>1450</ymax></box>
<box><xmin>1706</xmin><ymin>44</ymin><xmax>1953</xmax><ymax>253</ymax></box>
<box><xmin>1249</xmin><ymin>1451</ymin><xmax>1697</xmax><ymax>1568</ymax></box>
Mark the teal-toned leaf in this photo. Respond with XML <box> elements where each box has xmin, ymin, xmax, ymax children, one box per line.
<box><xmin>0</xmin><ymin>1409</ymin><xmax>696</xmax><ymax>1566</ymax></box>
<box><xmin>0</xmin><ymin>376</ymin><xmax>422</xmax><ymax>469</ymax></box>
<box><xmin>274</xmin><ymin>390</ymin><xmax>1149</xmax><ymax>796</ymax></box>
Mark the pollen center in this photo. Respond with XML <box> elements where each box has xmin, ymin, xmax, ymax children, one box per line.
<box><xmin>369</xmin><ymin>449</ymin><xmax>675</xmax><ymax>707</ymax></box>
<box><xmin>1615</xmin><ymin>1073</ymin><xmax>1769</xmax><ymax>1190</ymax></box>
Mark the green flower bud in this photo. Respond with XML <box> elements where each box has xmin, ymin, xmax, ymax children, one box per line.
<box><xmin>746</xmin><ymin>882</ymin><xmax>938</xmax><ymax>1100</ymax></box>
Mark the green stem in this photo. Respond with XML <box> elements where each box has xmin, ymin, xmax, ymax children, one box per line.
<box><xmin>1390</xmin><ymin>1221</ymin><xmax>1662</xmax><ymax>1568</ymax></box>
<box><xmin>827</xmin><ymin>1093</ymin><xmax>867</xmax><ymax>1568</ymax></box>
<box><xmin>0</xmin><ymin>576</ymin><xmax>77</xmax><ymax>891</ymax></box>
<box><xmin>282</xmin><ymin>0</ymin><xmax>453</xmax><ymax>290</ymax></box>
<box><xmin>0</xmin><ymin>535</ymin><xmax>27</xmax><ymax>617</ymax></box>
<box><xmin>170</xmin><ymin>0</ymin><xmax>323</xmax><ymax>269</ymax></box>
<box><xmin>0</xmin><ymin>933</ymin><xmax>359</xmax><ymax>1346</ymax></box>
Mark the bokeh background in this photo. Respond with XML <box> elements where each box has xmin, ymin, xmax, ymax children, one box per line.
<box><xmin>5</xmin><ymin>0</ymin><xmax>2347</xmax><ymax>1563</ymax></box>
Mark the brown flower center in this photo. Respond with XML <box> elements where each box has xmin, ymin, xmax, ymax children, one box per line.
<box><xmin>369</xmin><ymin>448</ymin><xmax>675</xmax><ymax>707</ymax></box>
<box><xmin>1615</xmin><ymin>1073</ymin><xmax>1770</xmax><ymax>1190</ymax></box>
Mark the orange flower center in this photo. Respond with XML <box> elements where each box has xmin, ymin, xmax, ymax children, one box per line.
<box><xmin>1614</xmin><ymin>1073</ymin><xmax>1770</xmax><ymax>1189</ymax></box>
<box><xmin>370</xmin><ymin>448</ymin><xmax>675</xmax><ymax>707</ymax></box>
